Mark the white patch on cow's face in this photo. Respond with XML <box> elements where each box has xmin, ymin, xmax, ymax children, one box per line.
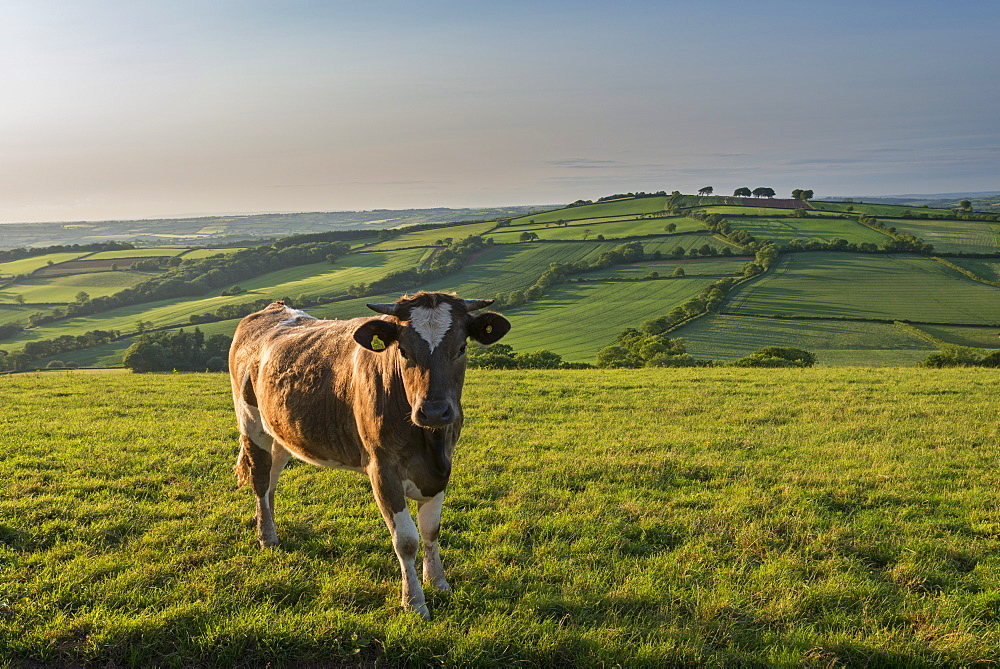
<box><xmin>409</xmin><ymin>304</ymin><xmax>452</xmax><ymax>353</ymax></box>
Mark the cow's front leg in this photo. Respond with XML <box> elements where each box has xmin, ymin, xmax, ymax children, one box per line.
<box><xmin>369</xmin><ymin>463</ymin><xmax>429</xmax><ymax>619</ymax></box>
<box><xmin>417</xmin><ymin>492</ymin><xmax>450</xmax><ymax>591</ymax></box>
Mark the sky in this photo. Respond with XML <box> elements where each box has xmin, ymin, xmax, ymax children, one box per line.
<box><xmin>1</xmin><ymin>0</ymin><xmax>999</xmax><ymax>224</ymax></box>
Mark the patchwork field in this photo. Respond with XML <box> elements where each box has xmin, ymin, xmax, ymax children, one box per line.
<box><xmin>2</xmin><ymin>194</ymin><xmax>999</xmax><ymax>370</ymax></box>
<box><xmin>724</xmin><ymin>252</ymin><xmax>1000</xmax><ymax>325</ymax></box>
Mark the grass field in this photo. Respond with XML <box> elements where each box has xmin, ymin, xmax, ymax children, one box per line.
<box><xmin>583</xmin><ymin>257</ymin><xmax>748</xmax><ymax>280</ymax></box>
<box><xmin>362</xmin><ymin>221</ymin><xmax>499</xmax><ymax>251</ymax></box>
<box><xmin>672</xmin><ymin>314</ymin><xmax>937</xmax><ymax>366</ymax></box>
<box><xmin>724</xmin><ymin>252</ymin><xmax>1000</xmax><ymax>325</ymax></box>
<box><xmin>0</xmin><ymin>271</ymin><xmax>158</xmax><ymax>304</ymax></box>
<box><xmin>180</xmin><ymin>248</ymin><xmax>247</xmax><ymax>259</ymax></box>
<box><xmin>914</xmin><ymin>324</ymin><xmax>1000</xmax><ymax>349</ymax></box>
<box><xmin>85</xmin><ymin>248</ymin><xmax>189</xmax><ymax>260</ymax></box>
<box><xmin>508</xmin><ymin>197</ymin><xmax>669</xmax><ymax>226</ymax></box>
<box><xmin>880</xmin><ymin>218</ymin><xmax>998</xmax><ymax>255</ymax></box>
<box><xmin>727</xmin><ymin>216</ymin><xmax>890</xmax><ymax>247</ymax></box>
<box><xmin>951</xmin><ymin>257</ymin><xmax>1000</xmax><ymax>282</ymax></box>
<box><xmin>489</xmin><ymin>216</ymin><xmax>701</xmax><ymax>243</ymax></box>
<box><xmin>0</xmin><ymin>252</ymin><xmax>93</xmax><ymax>277</ymax></box>
<box><xmin>2</xmin><ymin>369</ymin><xmax>999</xmax><ymax>666</ymax></box>
<box><xmin>499</xmin><ymin>277</ymin><xmax>722</xmax><ymax>360</ymax></box>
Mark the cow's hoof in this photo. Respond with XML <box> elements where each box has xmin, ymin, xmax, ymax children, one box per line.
<box><xmin>258</xmin><ymin>537</ymin><xmax>280</xmax><ymax>549</ymax></box>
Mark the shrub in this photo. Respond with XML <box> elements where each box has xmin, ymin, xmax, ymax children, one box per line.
<box><xmin>729</xmin><ymin>347</ymin><xmax>816</xmax><ymax>368</ymax></box>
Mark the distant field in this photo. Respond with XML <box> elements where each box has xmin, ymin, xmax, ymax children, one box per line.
<box><xmin>362</xmin><ymin>221</ymin><xmax>499</xmax><ymax>251</ymax></box>
<box><xmin>673</xmin><ymin>314</ymin><xmax>936</xmax><ymax>366</ymax></box>
<box><xmin>584</xmin><ymin>257</ymin><xmax>747</xmax><ymax>280</ymax></box>
<box><xmin>810</xmin><ymin>201</ymin><xmax>953</xmax><ymax>217</ymax></box>
<box><xmin>177</xmin><ymin>248</ymin><xmax>246</xmax><ymax>259</ymax></box>
<box><xmin>724</xmin><ymin>252</ymin><xmax>1000</xmax><ymax>325</ymax></box>
<box><xmin>0</xmin><ymin>252</ymin><xmax>92</xmax><ymax>276</ymax></box>
<box><xmin>499</xmin><ymin>276</ymin><xmax>721</xmax><ymax>360</ymax></box>
<box><xmin>0</xmin><ymin>271</ymin><xmax>157</xmax><ymax>304</ymax></box>
<box><xmin>951</xmin><ymin>257</ymin><xmax>1000</xmax><ymax>282</ymax></box>
<box><xmin>508</xmin><ymin>197</ymin><xmax>669</xmax><ymax>226</ymax></box>
<box><xmin>915</xmin><ymin>324</ymin><xmax>1000</xmax><ymax>349</ymax></box>
<box><xmin>884</xmin><ymin>217</ymin><xmax>997</xmax><ymax>255</ymax></box>
<box><xmin>86</xmin><ymin>248</ymin><xmax>188</xmax><ymax>260</ymax></box>
<box><xmin>0</xmin><ymin>304</ymin><xmax>38</xmax><ymax>326</ymax></box>
<box><xmin>490</xmin><ymin>216</ymin><xmax>701</xmax><ymax>243</ymax></box>
<box><xmin>728</xmin><ymin>216</ymin><xmax>889</xmax><ymax>247</ymax></box>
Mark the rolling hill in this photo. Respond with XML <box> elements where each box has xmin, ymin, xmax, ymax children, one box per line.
<box><xmin>1</xmin><ymin>191</ymin><xmax>998</xmax><ymax>370</ymax></box>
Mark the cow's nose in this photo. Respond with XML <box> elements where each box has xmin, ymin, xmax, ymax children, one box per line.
<box><xmin>418</xmin><ymin>400</ymin><xmax>453</xmax><ymax>426</ymax></box>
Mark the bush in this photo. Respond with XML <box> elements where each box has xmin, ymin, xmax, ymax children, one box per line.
<box><xmin>45</xmin><ymin>360</ymin><xmax>66</xmax><ymax>369</ymax></box>
<box><xmin>922</xmin><ymin>347</ymin><xmax>998</xmax><ymax>368</ymax></box>
<box><xmin>729</xmin><ymin>346</ymin><xmax>816</xmax><ymax>368</ymax></box>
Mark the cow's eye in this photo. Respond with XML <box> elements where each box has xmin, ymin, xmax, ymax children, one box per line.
<box><xmin>459</xmin><ymin>343</ymin><xmax>467</xmax><ymax>355</ymax></box>
<box><xmin>398</xmin><ymin>347</ymin><xmax>408</xmax><ymax>359</ymax></box>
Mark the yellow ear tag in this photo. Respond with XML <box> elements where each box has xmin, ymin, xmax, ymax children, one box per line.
<box><xmin>370</xmin><ymin>335</ymin><xmax>386</xmax><ymax>351</ymax></box>
<box><xmin>486</xmin><ymin>325</ymin><xmax>493</xmax><ymax>334</ymax></box>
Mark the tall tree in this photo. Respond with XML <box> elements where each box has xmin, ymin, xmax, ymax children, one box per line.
<box><xmin>698</xmin><ymin>186</ymin><xmax>714</xmax><ymax>196</ymax></box>
<box><xmin>734</xmin><ymin>187</ymin><xmax>752</xmax><ymax>197</ymax></box>
<box><xmin>752</xmin><ymin>187</ymin><xmax>775</xmax><ymax>198</ymax></box>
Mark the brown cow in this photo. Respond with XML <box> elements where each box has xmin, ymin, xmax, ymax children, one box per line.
<box><xmin>229</xmin><ymin>291</ymin><xmax>510</xmax><ymax>619</ymax></box>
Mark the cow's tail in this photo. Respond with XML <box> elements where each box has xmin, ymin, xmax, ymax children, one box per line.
<box><xmin>234</xmin><ymin>434</ymin><xmax>253</xmax><ymax>488</ymax></box>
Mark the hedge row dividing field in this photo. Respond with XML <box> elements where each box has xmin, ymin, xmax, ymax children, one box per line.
<box><xmin>2</xmin><ymin>369</ymin><xmax>999</xmax><ymax>666</ymax></box>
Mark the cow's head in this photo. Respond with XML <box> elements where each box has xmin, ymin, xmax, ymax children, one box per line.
<box><xmin>352</xmin><ymin>292</ymin><xmax>510</xmax><ymax>428</ymax></box>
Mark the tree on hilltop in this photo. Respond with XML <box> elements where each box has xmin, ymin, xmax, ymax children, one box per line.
<box><xmin>734</xmin><ymin>187</ymin><xmax>752</xmax><ymax>197</ymax></box>
<box><xmin>792</xmin><ymin>189</ymin><xmax>814</xmax><ymax>201</ymax></box>
<box><xmin>698</xmin><ymin>186</ymin><xmax>714</xmax><ymax>196</ymax></box>
<box><xmin>752</xmin><ymin>187</ymin><xmax>776</xmax><ymax>198</ymax></box>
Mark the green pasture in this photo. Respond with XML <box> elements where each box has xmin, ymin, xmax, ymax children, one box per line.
<box><xmin>951</xmin><ymin>257</ymin><xmax>1000</xmax><ymax>282</ymax></box>
<box><xmin>0</xmin><ymin>271</ymin><xmax>157</xmax><ymax>305</ymax></box>
<box><xmin>885</xmin><ymin>217</ymin><xmax>997</xmax><ymax>255</ymax></box>
<box><xmin>914</xmin><ymin>324</ymin><xmax>1000</xmax><ymax>349</ymax></box>
<box><xmin>0</xmin><ymin>304</ymin><xmax>38</xmax><ymax>326</ymax></box>
<box><xmin>728</xmin><ymin>216</ymin><xmax>890</xmax><ymax>247</ymax></box>
<box><xmin>673</xmin><ymin>314</ymin><xmax>936</xmax><ymax>366</ymax></box>
<box><xmin>810</xmin><ymin>201</ymin><xmax>955</xmax><ymax>218</ymax></box>
<box><xmin>694</xmin><ymin>205</ymin><xmax>834</xmax><ymax>218</ymax></box>
<box><xmin>499</xmin><ymin>276</ymin><xmax>720</xmax><ymax>361</ymax></box>
<box><xmin>583</xmin><ymin>257</ymin><xmax>747</xmax><ymax>280</ymax></box>
<box><xmin>362</xmin><ymin>221</ymin><xmax>498</xmax><ymax>251</ymax></box>
<box><xmin>508</xmin><ymin>196</ymin><xmax>669</xmax><ymax>226</ymax></box>
<box><xmin>490</xmin><ymin>216</ymin><xmax>701</xmax><ymax>243</ymax></box>
<box><xmin>86</xmin><ymin>248</ymin><xmax>189</xmax><ymax>260</ymax></box>
<box><xmin>724</xmin><ymin>252</ymin><xmax>1000</xmax><ymax>325</ymax></box>
<box><xmin>179</xmin><ymin>248</ymin><xmax>246</xmax><ymax>260</ymax></box>
<box><xmin>0</xmin><ymin>252</ymin><xmax>93</xmax><ymax>277</ymax></box>
<box><xmin>2</xmin><ymin>369</ymin><xmax>1000</xmax><ymax>665</ymax></box>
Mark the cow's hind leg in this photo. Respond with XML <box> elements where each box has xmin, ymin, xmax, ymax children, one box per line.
<box><xmin>417</xmin><ymin>493</ymin><xmax>450</xmax><ymax>591</ymax></box>
<box><xmin>236</xmin><ymin>434</ymin><xmax>290</xmax><ymax>548</ymax></box>
<box><xmin>369</xmin><ymin>463</ymin><xmax>429</xmax><ymax>619</ymax></box>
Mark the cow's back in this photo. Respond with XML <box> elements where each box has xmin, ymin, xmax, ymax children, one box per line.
<box><xmin>230</xmin><ymin>303</ymin><xmax>369</xmax><ymax>469</ymax></box>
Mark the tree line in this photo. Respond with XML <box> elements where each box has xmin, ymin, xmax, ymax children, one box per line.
<box><xmin>122</xmin><ymin>328</ymin><xmax>231</xmax><ymax>372</ymax></box>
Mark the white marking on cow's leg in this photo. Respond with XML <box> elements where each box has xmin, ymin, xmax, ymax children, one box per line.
<box><xmin>370</xmin><ymin>465</ymin><xmax>430</xmax><ymax>619</ymax></box>
<box><xmin>389</xmin><ymin>509</ymin><xmax>429</xmax><ymax>619</ymax></box>
<box><xmin>417</xmin><ymin>493</ymin><xmax>450</xmax><ymax>591</ymax></box>
<box><xmin>409</xmin><ymin>303</ymin><xmax>452</xmax><ymax>353</ymax></box>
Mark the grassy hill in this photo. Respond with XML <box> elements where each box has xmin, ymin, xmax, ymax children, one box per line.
<box><xmin>2</xmin><ymin>368</ymin><xmax>999</xmax><ymax>665</ymax></box>
<box><xmin>1</xmin><ymin>191</ymin><xmax>999</xmax><ymax>370</ymax></box>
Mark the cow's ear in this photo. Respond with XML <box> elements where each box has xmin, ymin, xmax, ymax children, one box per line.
<box><xmin>467</xmin><ymin>312</ymin><xmax>510</xmax><ymax>345</ymax></box>
<box><xmin>354</xmin><ymin>319</ymin><xmax>399</xmax><ymax>352</ymax></box>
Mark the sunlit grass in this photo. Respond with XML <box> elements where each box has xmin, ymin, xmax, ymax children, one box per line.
<box><xmin>2</xmin><ymin>369</ymin><xmax>999</xmax><ymax>665</ymax></box>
